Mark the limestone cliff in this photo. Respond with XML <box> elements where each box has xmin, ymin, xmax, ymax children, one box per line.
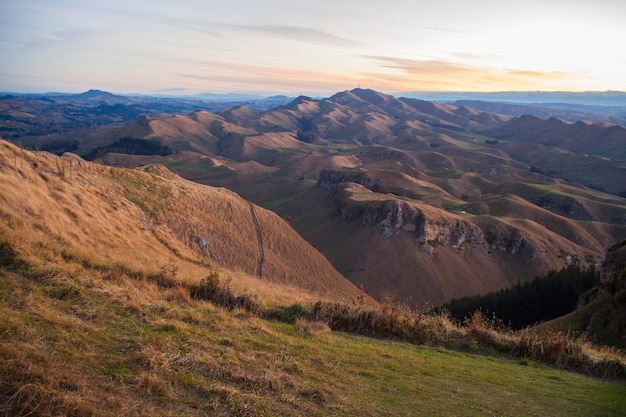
<box><xmin>314</xmin><ymin>169</ymin><xmax>605</xmax><ymax>305</ymax></box>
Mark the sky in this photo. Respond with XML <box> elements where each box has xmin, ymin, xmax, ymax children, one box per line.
<box><xmin>1</xmin><ymin>0</ymin><xmax>625</xmax><ymax>96</ymax></box>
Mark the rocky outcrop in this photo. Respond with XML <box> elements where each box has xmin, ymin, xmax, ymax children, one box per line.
<box><xmin>321</xmin><ymin>182</ymin><xmax>491</xmax><ymax>252</ymax></box>
<box><xmin>575</xmin><ymin>240</ymin><xmax>626</xmax><ymax>348</ymax></box>
<box><xmin>318</xmin><ymin>179</ymin><xmax>600</xmax><ymax>267</ymax></box>
<box><xmin>601</xmin><ymin>240</ymin><xmax>626</xmax><ymax>286</ymax></box>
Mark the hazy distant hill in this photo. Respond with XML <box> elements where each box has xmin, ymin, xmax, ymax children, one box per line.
<box><xmin>451</xmin><ymin>100</ymin><xmax>626</xmax><ymax>127</ymax></box>
<box><xmin>0</xmin><ymin>90</ymin><xmax>290</xmax><ymax>139</ymax></box>
<box><xmin>399</xmin><ymin>90</ymin><xmax>626</xmax><ymax>107</ymax></box>
<box><xmin>4</xmin><ymin>88</ymin><xmax>626</xmax><ymax>306</ymax></box>
<box><xmin>483</xmin><ymin>115</ymin><xmax>626</xmax><ymax>160</ymax></box>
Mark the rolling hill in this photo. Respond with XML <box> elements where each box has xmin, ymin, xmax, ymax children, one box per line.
<box><xmin>5</xmin><ymin>88</ymin><xmax>626</xmax><ymax>307</ymax></box>
<box><xmin>0</xmin><ymin>90</ymin><xmax>291</xmax><ymax>141</ymax></box>
<box><xmin>0</xmin><ymin>140</ymin><xmax>370</xmax><ymax>305</ymax></box>
<box><xmin>1</xmin><ymin>141</ymin><xmax>625</xmax><ymax>416</ymax></box>
<box><xmin>452</xmin><ymin>99</ymin><xmax>626</xmax><ymax>128</ymax></box>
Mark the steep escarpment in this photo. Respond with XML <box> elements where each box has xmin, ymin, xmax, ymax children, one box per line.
<box><xmin>310</xmin><ymin>171</ymin><xmax>615</xmax><ymax>306</ymax></box>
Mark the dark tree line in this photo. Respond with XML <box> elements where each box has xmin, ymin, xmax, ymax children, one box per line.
<box><xmin>443</xmin><ymin>266</ymin><xmax>600</xmax><ymax>330</ymax></box>
<box><xmin>84</xmin><ymin>137</ymin><xmax>173</xmax><ymax>160</ymax></box>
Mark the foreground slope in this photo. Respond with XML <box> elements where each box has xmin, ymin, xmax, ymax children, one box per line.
<box><xmin>3</xmin><ymin>254</ymin><xmax>625</xmax><ymax>416</ymax></box>
<box><xmin>0</xmin><ymin>141</ymin><xmax>369</xmax><ymax>303</ymax></box>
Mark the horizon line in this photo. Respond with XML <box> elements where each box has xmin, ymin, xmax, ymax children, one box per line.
<box><xmin>3</xmin><ymin>87</ymin><xmax>626</xmax><ymax>97</ymax></box>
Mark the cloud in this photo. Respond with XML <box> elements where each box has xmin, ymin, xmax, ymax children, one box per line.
<box><xmin>161</xmin><ymin>19</ymin><xmax>222</xmax><ymax>38</ymax></box>
<box><xmin>362</xmin><ymin>56</ymin><xmax>578</xmax><ymax>91</ymax></box>
<box><xmin>225</xmin><ymin>24</ymin><xmax>362</xmax><ymax>47</ymax></box>
<box><xmin>176</xmin><ymin>62</ymin><xmax>359</xmax><ymax>94</ymax></box>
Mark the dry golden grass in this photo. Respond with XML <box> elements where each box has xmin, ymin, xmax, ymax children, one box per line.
<box><xmin>0</xmin><ymin>202</ymin><xmax>624</xmax><ymax>416</ymax></box>
<box><xmin>0</xmin><ymin>141</ymin><xmax>371</xmax><ymax>307</ymax></box>
<box><xmin>310</xmin><ymin>297</ymin><xmax>626</xmax><ymax>379</ymax></box>
<box><xmin>294</xmin><ymin>317</ymin><xmax>331</xmax><ymax>335</ymax></box>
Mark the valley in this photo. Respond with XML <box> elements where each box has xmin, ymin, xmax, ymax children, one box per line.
<box><xmin>6</xmin><ymin>88</ymin><xmax>624</xmax><ymax>307</ymax></box>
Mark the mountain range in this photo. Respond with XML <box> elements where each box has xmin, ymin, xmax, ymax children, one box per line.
<box><xmin>2</xmin><ymin>88</ymin><xmax>626</xmax><ymax>307</ymax></box>
<box><xmin>0</xmin><ymin>89</ymin><xmax>292</xmax><ymax>140</ymax></box>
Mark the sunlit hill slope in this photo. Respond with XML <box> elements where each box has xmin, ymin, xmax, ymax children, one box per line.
<box><xmin>0</xmin><ymin>140</ymin><xmax>370</xmax><ymax>305</ymax></box>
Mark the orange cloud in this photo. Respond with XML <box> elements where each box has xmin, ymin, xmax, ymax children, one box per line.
<box><xmin>174</xmin><ymin>56</ymin><xmax>582</xmax><ymax>95</ymax></box>
<box><xmin>361</xmin><ymin>56</ymin><xmax>579</xmax><ymax>91</ymax></box>
<box><xmin>177</xmin><ymin>63</ymin><xmax>360</xmax><ymax>94</ymax></box>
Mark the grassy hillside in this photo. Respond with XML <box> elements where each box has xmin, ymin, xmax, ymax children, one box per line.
<box><xmin>2</xmin><ymin>239</ymin><xmax>626</xmax><ymax>416</ymax></box>
<box><xmin>0</xmin><ymin>141</ymin><xmax>370</xmax><ymax>305</ymax></box>
<box><xmin>2</xmin><ymin>141</ymin><xmax>625</xmax><ymax>416</ymax></box>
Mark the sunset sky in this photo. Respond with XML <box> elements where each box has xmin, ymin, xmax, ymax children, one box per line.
<box><xmin>1</xmin><ymin>0</ymin><xmax>625</xmax><ymax>95</ymax></box>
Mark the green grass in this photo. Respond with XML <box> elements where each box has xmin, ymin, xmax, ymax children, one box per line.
<box><xmin>164</xmin><ymin>157</ymin><xmax>215</xmax><ymax>171</ymax></box>
<box><xmin>428</xmin><ymin>169</ymin><xmax>464</xmax><ymax>180</ymax></box>
<box><xmin>108</xmin><ymin>167</ymin><xmax>172</xmax><ymax>216</ymax></box>
<box><xmin>483</xmin><ymin>195</ymin><xmax>511</xmax><ymax>218</ymax></box>
<box><xmin>308</xmin><ymin>334</ymin><xmax>626</xmax><ymax>417</ymax></box>
<box><xmin>2</xmin><ymin>258</ymin><xmax>625</xmax><ymax>417</ymax></box>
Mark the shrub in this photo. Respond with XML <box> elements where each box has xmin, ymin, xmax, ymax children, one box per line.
<box><xmin>263</xmin><ymin>303</ymin><xmax>310</xmax><ymax>323</ymax></box>
<box><xmin>590</xmin><ymin>357</ymin><xmax>626</xmax><ymax>379</ymax></box>
<box><xmin>411</xmin><ymin>310</ymin><xmax>457</xmax><ymax>345</ymax></box>
<box><xmin>312</xmin><ymin>298</ymin><xmax>455</xmax><ymax>344</ymax></box>
<box><xmin>149</xmin><ymin>262</ymin><xmax>179</xmax><ymax>288</ymax></box>
<box><xmin>0</xmin><ymin>240</ymin><xmax>26</xmax><ymax>271</ymax></box>
<box><xmin>516</xmin><ymin>329</ymin><xmax>585</xmax><ymax>369</ymax></box>
<box><xmin>189</xmin><ymin>272</ymin><xmax>260</xmax><ymax>313</ymax></box>
<box><xmin>464</xmin><ymin>310</ymin><xmax>513</xmax><ymax>352</ymax></box>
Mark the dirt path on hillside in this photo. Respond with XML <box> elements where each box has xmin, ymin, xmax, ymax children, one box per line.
<box><xmin>249</xmin><ymin>204</ymin><xmax>264</xmax><ymax>277</ymax></box>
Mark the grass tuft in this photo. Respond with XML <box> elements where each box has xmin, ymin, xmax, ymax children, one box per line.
<box><xmin>294</xmin><ymin>317</ymin><xmax>331</xmax><ymax>335</ymax></box>
<box><xmin>189</xmin><ymin>271</ymin><xmax>261</xmax><ymax>313</ymax></box>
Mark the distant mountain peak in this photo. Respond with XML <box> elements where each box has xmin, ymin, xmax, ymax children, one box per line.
<box><xmin>329</xmin><ymin>88</ymin><xmax>396</xmax><ymax>109</ymax></box>
<box><xmin>81</xmin><ymin>89</ymin><xmax>110</xmax><ymax>95</ymax></box>
<box><xmin>59</xmin><ymin>89</ymin><xmax>131</xmax><ymax>104</ymax></box>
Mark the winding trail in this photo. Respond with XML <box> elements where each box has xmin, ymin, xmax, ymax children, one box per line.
<box><xmin>249</xmin><ymin>203</ymin><xmax>264</xmax><ymax>277</ymax></box>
